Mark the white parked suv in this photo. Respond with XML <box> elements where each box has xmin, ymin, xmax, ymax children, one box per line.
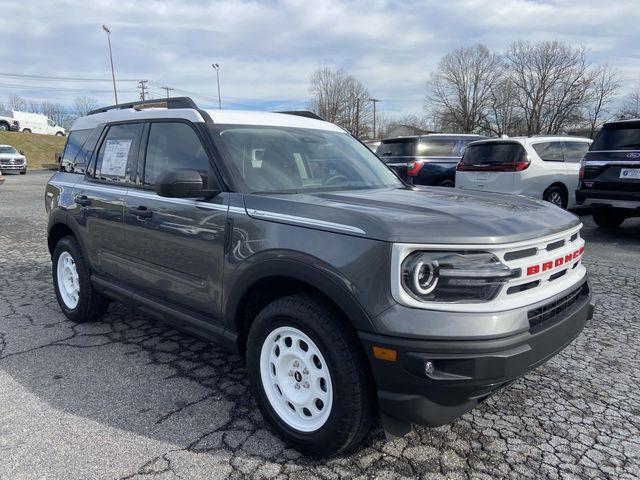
<box><xmin>12</xmin><ymin>110</ymin><xmax>66</xmax><ymax>136</ymax></box>
<box><xmin>455</xmin><ymin>136</ymin><xmax>592</xmax><ymax>209</ymax></box>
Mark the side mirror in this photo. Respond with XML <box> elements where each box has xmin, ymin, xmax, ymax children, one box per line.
<box><xmin>155</xmin><ymin>169</ymin><xmax>218</xmax><ymax>198</ymax></box>
<box><xmin>19</xmin><ymin>150</ymin><xmax>25</xmax><ymax>155</ymax></box>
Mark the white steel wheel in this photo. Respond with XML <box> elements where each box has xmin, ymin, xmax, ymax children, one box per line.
<box><xmin>260</xmin><ymin>326</ymin><xmax>333</xmax><ymax>432</ymax></box>
<box><xmin>56</xmin><ymin>251</ymin><xmax>80</xmax><ymax>309</ymax></box>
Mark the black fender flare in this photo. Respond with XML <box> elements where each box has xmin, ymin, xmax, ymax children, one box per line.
<box><xmin>223</xmin><ymin>252</ymin><xmax>378</xmax><ymax>335</ymax></box>
<box><xmin>47</xmin><ymin>210</ymin><xmax>91</xmax><ymax>264</ymax></box>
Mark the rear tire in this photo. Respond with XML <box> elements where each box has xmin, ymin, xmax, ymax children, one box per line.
<box><xmin>55</xmin><ymin>132</ymin><xmax>64</xmax><ymax>136</ymax></box>
<box><xmin>543</xmin><ymin>185</ymin><xmax>567</xmax><ymax>209</ymax></box>
<box><xmin>439</xmin><ymin>179</ymin><xmax>455</xmax><ymax>188</ymax></box>
<box><xmin>22</xmin><ymin>129</ymin><xmax>31</xmax><ymax>133</ymax></box>
<box><xmin>52</xmin><ymin>236</ymin><xmax>109</xmax><ymax>323</ymax></box>
<box><xmin>0</xmin><ymin>122</ymin><xmax>9</xmax><ymax>131</ymax></box>
<box><xmin>247</xmin><ymin>294</ymin><xmax>376</xmax><ymax>457</ymax></box>
<box><xmin>592</xmin><ymin>208</ymin><xmax>625</xmax><ymax>228</ymax></box>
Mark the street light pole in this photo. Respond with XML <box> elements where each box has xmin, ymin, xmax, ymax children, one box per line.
<box><xmin>212</xmin><ymin>63</ymin><xmax>222</xmax><ymax>109</ymax></box>
<box><xmin>102</xmin><ymin>25</ymin><xmax>118</xmax><ymax>105</ymax></box>
<box><xmin>369</xmin><ymin>98</ymin><xmax>380</xmax><ymax>139</ymax></box>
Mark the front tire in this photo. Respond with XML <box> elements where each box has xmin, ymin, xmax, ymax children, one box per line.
<box><xmin>247</xmin><ymin>294</ymin><xmax>376</xmax><ymax>457</ymax></box>
<box><xmin>55</xmin><ymin>132</ymin><xmax>64</xmax><ymax>136</ymax></box>
<box><xmin>52</xmin><ymin>236</ymin><xmax>109</xmax><ymax>323</ymax></box>
<box><xmin>19</xmin><ymin>170</ymin><xmax>26</xmax><ymax>175</ymax></box>
<box><xmin>22</xmin><ymin>128</ymin><xmax>31</xmax><ymax>133</ymax></box>
<box><xmin>592</xmin><ymin>208</ymin><xmax>625</xmax><ymax>228</ymax></box>
<box><xmin>439</xmin><ymin>179</ymin><xmax>455</xmax><ymax>188</ymax></box>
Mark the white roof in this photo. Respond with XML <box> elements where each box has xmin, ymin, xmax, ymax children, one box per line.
<box><xmin>71</xmin><ymin>106</ymin><xmax>343</xmax><ymax>133</ymax></box>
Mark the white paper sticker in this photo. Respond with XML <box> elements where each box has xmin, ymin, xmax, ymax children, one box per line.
<box><xmin>101</xmin><ymin>139</ymin><xmax>132</xmax><ymax>176</ymax></box>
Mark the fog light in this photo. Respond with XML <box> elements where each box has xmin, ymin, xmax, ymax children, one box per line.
<box><xmin>424</xmin><ymin>361</ymin><xmax>435</xmax><ymax>377</ymax></box>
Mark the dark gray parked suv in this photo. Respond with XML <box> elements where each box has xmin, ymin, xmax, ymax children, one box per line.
<box><xmin>46</xmin><ymin>98</ymin><xmax>594</xmax><ymax>456</ymax></box>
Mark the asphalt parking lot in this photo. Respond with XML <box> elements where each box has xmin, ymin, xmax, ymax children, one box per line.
<box><xmin>0</xmin><ymin>170</ymin><xmax>638</xmax><ymax>479</ymax></box>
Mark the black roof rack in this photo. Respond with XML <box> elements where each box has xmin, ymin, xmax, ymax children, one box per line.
<box><xmin>87</xmin><ymin>97</ymin><xmax>198</xmax><ymax>116</ymax></box>
<box><xmin>277</xmin><ymin>111</ymin><xmax>324</xmax><ymax>121</ymax></box>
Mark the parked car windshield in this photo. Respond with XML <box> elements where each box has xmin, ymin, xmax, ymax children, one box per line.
<box><xmin>211</xmin><ymin>125</ymin><xmax>402</xmax><ymax>193</ymax></box>
<box><xmin>459</xmin><ymin>142</ymin><xmax>527</xmax><ymax>166</ymax></box>
<box><xmin>591</xmin><ymin>124</ymin><xmax>640</xmax><ymax>151</ymax></box>
<box><xmin>0</xmin><ymin>146</ymin><xmax>18</xmax><ymax>154</ymax></box>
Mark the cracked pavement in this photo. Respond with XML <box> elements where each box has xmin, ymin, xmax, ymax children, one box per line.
<box><xmin>0</xmin><ymin>171</ymin><xmax>638</xmax><ymax>479</ymax></box>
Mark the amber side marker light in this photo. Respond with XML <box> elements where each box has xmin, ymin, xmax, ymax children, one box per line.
<box><xmin>372</xmin><ymin>346</ymin><xmax>398</xmax><ymax>362</ymax></box>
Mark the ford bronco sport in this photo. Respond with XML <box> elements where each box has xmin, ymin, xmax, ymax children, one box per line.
<box><xmin>46</xmin><ymin>98</ymin><xmax>594</xmax><ymax>457</ymax></box>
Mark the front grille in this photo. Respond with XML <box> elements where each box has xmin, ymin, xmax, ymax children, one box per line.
<box><xmin>527</xmin><ymin>282</ymin><xmax>589</xmax><ymax>330</ymax></box>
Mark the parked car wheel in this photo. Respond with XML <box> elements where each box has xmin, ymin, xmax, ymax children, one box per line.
<box><xmin>19</xmin><ymin>169</ymin><xmax>26</xmax><ymax>175</ymax></box>
<box><xmin>592</xmin><ymin>208</ymin><xmax>625</xmax><ymax>229</ymax></box>
<box><xmin>52</xmin><ymin>236</ymin><xmax>109</xmax><ymax>323</ymax></box>
<box><xmin>247</xmin><ymin>294</ymin><xmax>375</xmax><ymax>457</ymax></box>
<box><xmin>439</xmin><ymin>179</ymin><xmax>455</xmax><ymax>188</ymax></box>
<box><xmin>55</xmin><ymin>132</ymin><xmax>64</xmax><ymax>136</ymax></box>
<box><xmin>22</xmin><ymin>128</ymin><xmax>31</xmax><ymax>133</ymax></box>
<box><xmin>0</xmin><ymin>122</ymin><xmax>9</xmax><ymax>131</ymax></box>
<box><xmin>543</xmin><ymin>185</ymin><xmax>567</xmax><ymax>209</ymax></box>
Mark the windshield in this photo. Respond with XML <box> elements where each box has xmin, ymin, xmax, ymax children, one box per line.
<box><xmin>591</xmin><ymin>125</ymin><xmax>640</xmax><ymax>151</ymax></box>
<box><xmin>0</xmin><ymin>146</ymin><xmax>18</xmax><ymax>154</ymax></box>
<box><xmin>210</xmin><ymin>125</ymin><xmax>402</xmax><ymax>193</ymax></box>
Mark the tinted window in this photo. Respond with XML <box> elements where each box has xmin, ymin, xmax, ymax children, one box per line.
<box><xmin>532</xmin><ymin>142</ymin><xmax>564</xmax><ymax>162</ymax></box>
<box><xmin>213</xmin><ymin>125</ymin><xmax>401</xmax><ymax>193</ymax></box>
<box><xmin>143</xmin><ymin>122</ymin><xmax>210</xmax><ymax>186</ymax></box>
<box><xmin>61</xmin><ymin>128</ymin><xmax>102</xmax><ymax>173</ymax></box>
<box><xmin>591</xmin><ymin>125</ymin><xmax>640</xmax><ymax>151</ymax></box>
<box><xmin>376</xmin><ymin>139</ymin><xmax>417</xmax><ymax>157</ymax></box>
<box><xmin>562</xmin><ymin>142</ymin><xmax>590</xmax><ymax>163</ymax></box>
<box><xmin>417</xmin><ymin>139</ymin><xmax>458</xmax><ymax>156</ymax></box>
<box><xmin>0</xmin><ymin>146</ymin><xmax>18</xmax><ymax>154</ymax></box>
<box><xmin>94</xmin><ymin>123</ymin><xmax>143</xmax><ymax>183</ymax></box>
<box><xmin>460</xmin><ymin>142</ymin><xmax>527</xmax><ymax>166</ymax></box>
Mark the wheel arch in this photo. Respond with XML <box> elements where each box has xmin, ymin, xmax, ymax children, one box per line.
<box><xmin>225</xmin><ymin>257</ymin><xmax>376</xmax><ymax>358</ymax></box>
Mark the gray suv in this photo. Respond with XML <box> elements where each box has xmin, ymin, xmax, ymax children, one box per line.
<box><xmin>46</xmin><ymin>98</ymin><xmax>594</xmax><ymax>457</ymax></box>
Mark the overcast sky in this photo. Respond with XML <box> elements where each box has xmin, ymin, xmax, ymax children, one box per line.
<box><xmin>1</xmin><ymin>0</ymin><xmax>639</xmax><ymax>117</ymax></box>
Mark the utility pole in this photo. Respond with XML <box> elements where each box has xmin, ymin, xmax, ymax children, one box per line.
<box><xmin>369</xmin><ymin>98</ymin><xmax>380</xmax><ymax>139</ymax></box>
<box><xmin>211</xmin><ymin>63</ymin><xmax>222</xmax><ymax>109</ymax></box>
<box><xmin>161</xmin><ymin>86</ymin><xmax>174</xmax><ymax>98</ymax></box>
<box><xmin>102</xmin><ymin>25</ymin><xmax>118</xmax><ymax>105</ymax></box>
<box><xmin>137</xmin><ymin>80</ymin><xmax>149</xmax><ymax>101</ymax></box>
<box><xmin>355</xmin><ymin>97</ymin><xmax>360</xmax><ymax>138</ymax></box>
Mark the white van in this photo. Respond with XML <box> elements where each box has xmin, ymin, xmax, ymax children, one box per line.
<box><xmin>455</xmin><ymin>136</ymin><xmax>592</xmax><ymax>209</ymax></box>
<box><xmin>12</xmin><ymin>111</ymin><xmax>65</xmax><ymax>136</ymax></box>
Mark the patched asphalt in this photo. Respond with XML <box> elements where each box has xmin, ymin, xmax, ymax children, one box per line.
<box><xmin>0</xmin><ymin>171</ymin><xmax>638</xmax><ymax>479</ymax></box>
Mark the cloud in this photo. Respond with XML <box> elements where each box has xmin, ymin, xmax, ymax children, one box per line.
<box><xmin>0</xmin><ymin>0</ymin><xmax>638</xmax><ymax>117</ymax></box>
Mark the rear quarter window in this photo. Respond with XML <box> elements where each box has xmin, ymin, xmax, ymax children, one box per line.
<box><xmin>532</xmin><ymin>142</ymin><xmax>564</xmax><ymax>162</ymax></box>
<box><xmin>61</xmin><ymin>129</ymin><xmax>92</xmax><ymax>173</ymax></box>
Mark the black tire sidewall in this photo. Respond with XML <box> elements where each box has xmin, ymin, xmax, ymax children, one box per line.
<box><xmin>544</xmin><ymin>186</ymin><xmax>567</xmax><ymax>209</ymax></box>
<box><xmin>52</xmin><ymin>237</ymin><xmax>98</xmax><ymax>322</ymax></box>
<box><xmin>247</xmin><ymin>297</ymin><xmax>372</xmax><ymax>456</ymax></box>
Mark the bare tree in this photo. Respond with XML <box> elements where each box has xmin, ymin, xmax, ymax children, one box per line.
<box><xmin>40</xmin><ymin>101</ymin><xmax>67</xmax><ymax>126</ymax></box>
<box><xmin>73</xmin><ymin>96</ymin><xmax>99</xmax><ymax>117</ymax></box>
<box><xmin>426</xmin><ymin>44</ymin><xmax>502</xmax><ymax>133</ymax></box>
<box><xmin>9</xmin><ymin>95</ymin><xmax>26</xmax><ymax>111</ymax></box>
<box><xmin>617</xmin><ymin>82</ymin><xmax>640</xmax><ymax>119</ymax></box>
<box><xmin>505</xmin><ymin>40</ymin><xmax>591</xmax><ymax>135</ymax></box>
<box><xmin>309</xmin><ymin>67</ymin><xmax>372</xmax><ymax>136</ymax></box>
<box><xmin>484</xmin><ymin>75</ymin><xmax>523</xmax><ymax>136</ymax></box>
<box><xmin>583</xmin><ymin>64</ymin><xmax>620</xmax><ymax>137</ymax></box>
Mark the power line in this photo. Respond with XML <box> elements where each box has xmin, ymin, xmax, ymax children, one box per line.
<box><xmin>0</xmin><ymin>72</ymin><xmax>139</xmax><ymax>82</ymax></box>
<box><xmin>160</xmin><ymin>86</ymin><xmax>174</xmax><ymax>98</ymax></box>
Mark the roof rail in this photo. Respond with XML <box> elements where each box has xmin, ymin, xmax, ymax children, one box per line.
<box><xmin>87</xmin><ymin>97</ymin><xmax>198</xmax><ymax>116</ymax></box>
<box><xmin>277</xmin><ymin>111</ymin><xmax>325</xmax><ymax>121</ymax></box>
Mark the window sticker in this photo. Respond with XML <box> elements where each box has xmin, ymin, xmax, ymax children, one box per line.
<box><xmin>101</xmin><ymin>139</ymin><xmax>132</xmax><ymax>176</ymax></box>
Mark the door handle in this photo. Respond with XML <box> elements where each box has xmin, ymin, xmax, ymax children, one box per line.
<box><xmin>128</xmin><ymin>205</ymin><xmax>153</xmax><ymax>218</ymax></box>
<box><xmin>74</xmin><ymin>194</ymin><xmax>91</xmax><ymax>207</ymax></box>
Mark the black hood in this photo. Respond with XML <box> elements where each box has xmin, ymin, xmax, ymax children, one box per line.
<box><xmin>243</xmin><ymin>186</ymin><xmax>580</xmax><ymax>244</ymax></box>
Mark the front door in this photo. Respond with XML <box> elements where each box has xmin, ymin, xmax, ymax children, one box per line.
<box><xmin>123</xmin><ymin>121</ymin><xmax>228</xmax><ymax>324</ymax></box>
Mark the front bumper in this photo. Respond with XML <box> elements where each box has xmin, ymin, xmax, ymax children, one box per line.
<box><xmin>0</xmin><ymin>163</ymin><xmax>26</xmax><ymax>171</ymax></box>
<box><xmin>360</xmin><ymin>278</ymin><xmax>594</xmax><ymax>432</ymax></box>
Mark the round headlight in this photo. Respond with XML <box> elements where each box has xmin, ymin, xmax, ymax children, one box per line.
<box><xmin>412</xmin><ymin>260</ymin><xmax>438</xmax><ymax>294</ymax></box>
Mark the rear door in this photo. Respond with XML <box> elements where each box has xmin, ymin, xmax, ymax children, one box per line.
<box><xmin>583</xmin><ymin>123</ymin><xmax>640</xmax><ymax>193</ymax></box>
<box><xmin>455</xmin><ymin>142</ymin><xmax>525</xmax><ymax>193</ymax></box>
<box><xmin>72</xmin><ymin>122</ymin><xmax>143</xmax><ymax>280</ymax></box>
<box><xmin>123</xmin><ymin>120</ymin><xmax>228</xmax><ymax>323</ymax></box>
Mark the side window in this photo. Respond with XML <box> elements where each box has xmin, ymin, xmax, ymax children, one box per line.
<box><xmin>47</xmin><ymin>119</ymin><xmax>55</xmax><ymax>127</ymax></box>
<box><xmin>532</xmin><ymin>142</ymin><xmax>564</xmax><ymax>162</ymax></box>
<box><xmin>61</xmin><ymin>127</ymin><xmax>103</xmax><ymax>174</ymax></box>
<box><xmin>562</xmin><ymin>142</ymin><xmax>590</xmax><ymax>163</ymax></box>
<box><xmin>143</xmin><ymin>122</ymin><xmax>210</xmax><ymax>186</ymax></box>
<box><xmin>94</xmin><ymin>123</ymin><xmax>143</xmax><ymax>183</ymax></box>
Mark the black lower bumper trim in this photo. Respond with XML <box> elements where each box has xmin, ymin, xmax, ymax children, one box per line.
<box><xmin>360</xmin><ymin>287</ymin><xmax>594</xmax><ymax>428</ymax></box>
